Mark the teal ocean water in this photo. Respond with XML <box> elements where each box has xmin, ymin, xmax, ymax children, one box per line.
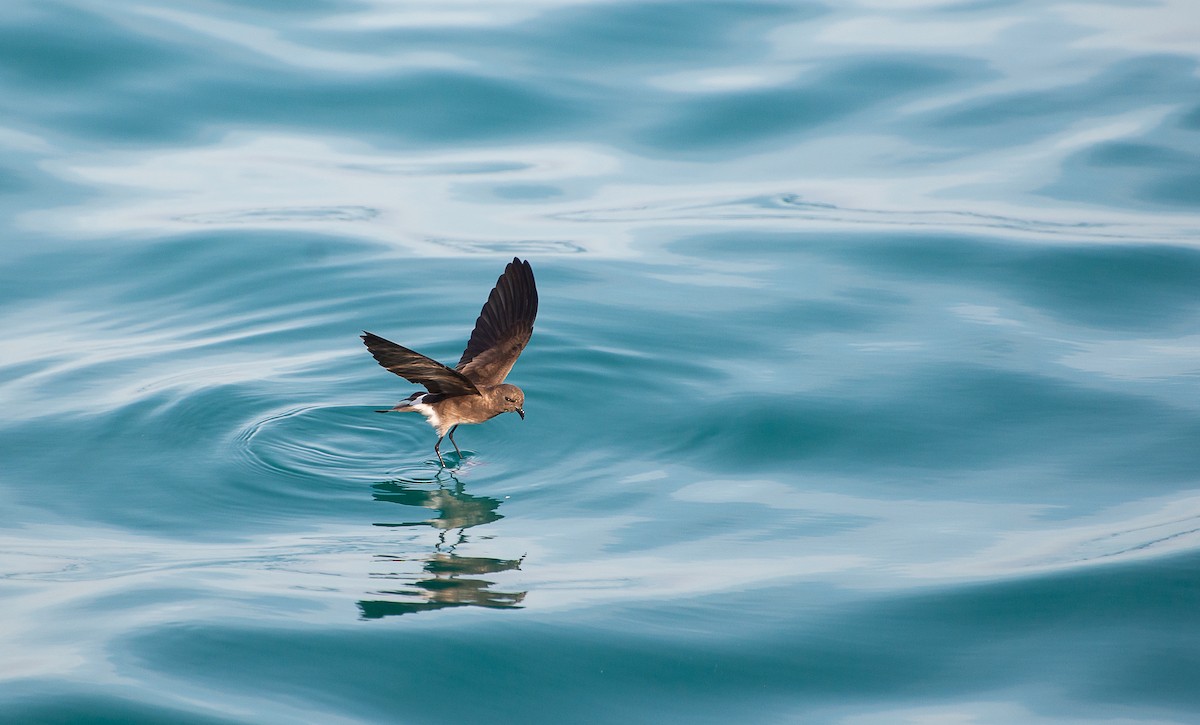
<box><xmin>3</xmin><ymin>1</ymin><xmax>1200</xmax><ymax>723</ymax></box>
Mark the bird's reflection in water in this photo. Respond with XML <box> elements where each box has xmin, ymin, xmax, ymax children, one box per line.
<box><xmin>359</xmin><ymin>473</ymin><xmax>526</xmax><ymax>619</ymax></box>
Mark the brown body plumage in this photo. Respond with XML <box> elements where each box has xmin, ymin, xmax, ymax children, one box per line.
<box><xmin>362</xmin><ymin>258</ymin><xmax>538</xmax><ymax>466</ymax></box>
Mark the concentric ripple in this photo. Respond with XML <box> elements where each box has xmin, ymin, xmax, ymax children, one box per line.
<box><xmin>233</xmin><ymin>404</ymin><xmax>443</xmax><ymax>484</ymax></box>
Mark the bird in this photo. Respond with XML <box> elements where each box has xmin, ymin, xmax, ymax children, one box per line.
<box><xmin>362</xmin><ymin>257</ymin><xmax>538</xmax><ymax>466</ymax></box>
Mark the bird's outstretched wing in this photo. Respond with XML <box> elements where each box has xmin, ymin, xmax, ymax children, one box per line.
<box><xmin>362</xmin><ymin>332</ymin><xmax>481</xmax><ymax>397</ymax></box>
<box><xmin>456</xmin><ymin>257</ymin><xmax>538</xmax><ymax>386</ymax></box>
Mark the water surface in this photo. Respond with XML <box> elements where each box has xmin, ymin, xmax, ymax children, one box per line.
<box><xmin>2</xmin><ymin>1</ymin><xmax>1200</xmax><ymax>723</ymax></box>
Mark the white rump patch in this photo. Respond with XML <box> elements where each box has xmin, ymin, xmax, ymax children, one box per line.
<box><xmin>408</xmin><ymin>402</ymin><xmax>441</xmax><ymax>430</ymax></box>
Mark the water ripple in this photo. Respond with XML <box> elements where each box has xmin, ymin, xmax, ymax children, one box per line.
<box><xmin>552</xmin><ymin>192</ymin><xmax>1199</xmax><ymax>243</ymax></box>
<box><xmin>233</xmin><ymin>405</ymin><xmax>437</xmax><ymax>484</ymax></box>
<box><xmin>176</xmin><ymin>205</ymin><xmax>379</xmax><ymax>224</ymax></box>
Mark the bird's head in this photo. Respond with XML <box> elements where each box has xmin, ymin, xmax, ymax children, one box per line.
<box><xmin>497</xmin><ymin>384</ymin><xmax>525</xmax><ymax>419</ymax></box>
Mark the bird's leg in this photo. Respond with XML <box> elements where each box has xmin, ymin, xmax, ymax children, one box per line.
<box><xmin>433</xmin><ymin>436</ymin><xmax>446</xmax><ymax>467</ymax></box>
<box><xmin>447</xmin><ymin>425</ymin><xmax>462</xmax><ymax>457</ymax></box>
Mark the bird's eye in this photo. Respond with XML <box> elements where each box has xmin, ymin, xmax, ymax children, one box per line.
<box><xmin>504</xmin><ymin>396</ymin><xmax>513</xmax><ymax>402</ymax></box>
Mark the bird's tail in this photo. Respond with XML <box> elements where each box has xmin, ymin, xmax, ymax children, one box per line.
<box><xmin>375</xmin><ymin>392</ymin><xmax>424</xmax><ymax>413</ymax></box>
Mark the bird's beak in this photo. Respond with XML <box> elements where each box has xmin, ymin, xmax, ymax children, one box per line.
<box><xmin>516</xmin><ymin>408</ymin><xmax>525</xmax><ymax>420</ymax></box>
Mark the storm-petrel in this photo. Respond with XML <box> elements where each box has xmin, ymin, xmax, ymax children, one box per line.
<box><xmin>362</xmin><ymin>257</ymin><xmax>538</xmax><ymax>466</ymax></box>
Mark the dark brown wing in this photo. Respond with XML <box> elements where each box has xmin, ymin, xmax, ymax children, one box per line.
<box><xmin>456</xmin><ymin>257</ymin><xmax>538</xmax><ymax>386</ymax></box>
<box><xmin>362</xmin><ymin>332</ymin><xmax>480</xmax><ymax>397</ymax></box>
